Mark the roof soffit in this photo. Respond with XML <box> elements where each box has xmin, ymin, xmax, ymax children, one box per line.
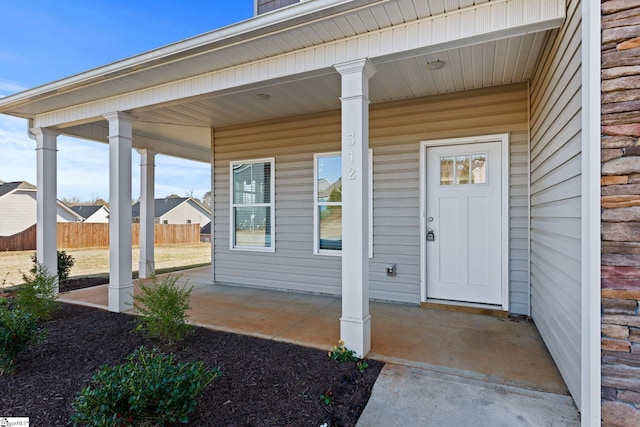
<box><xmin>4</xmin><ymin>0</ymin><xmax>563</xmax><ymax>124</ymax></box>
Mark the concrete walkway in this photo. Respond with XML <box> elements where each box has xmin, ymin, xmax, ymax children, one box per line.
<box><xmin>60</xmin><ymin>266</ymin><xmax>580</xmax><ymax>425</ymax></box>
<box><xmin>357</xmin><ymin>365</ymin><xmax>580</xmax><ymax>426</ymax></box>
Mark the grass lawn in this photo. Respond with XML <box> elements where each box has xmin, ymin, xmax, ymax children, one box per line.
<box><xmin>0</xmin><ymin>243</ymin><xmax>211</xmax><ymax>288</ymax></box>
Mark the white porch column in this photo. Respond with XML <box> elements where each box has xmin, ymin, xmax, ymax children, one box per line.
<box><xmin>137</xmin><ymin>149</ymin><xmax>156</xmax><ymax>278</ymax></box>
<box><xmin>334</xmin><ymin>58</ymin><xmax>377</xmax><ymax>357</ymax></box>
<box><xmin>104</xmin><ymin>112</ymin><xmax>134</xmax><ymax>312</ymax></box>
<box><xmin>31</xmin><ymin>127</ymin><xmax>60</xmax><ymax>290</ymax></box>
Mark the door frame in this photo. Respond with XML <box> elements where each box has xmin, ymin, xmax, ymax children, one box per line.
<box><xmin>419</xmin><ymin>134</ymin><xmax>510</xmax><ymax>311</ymax></box>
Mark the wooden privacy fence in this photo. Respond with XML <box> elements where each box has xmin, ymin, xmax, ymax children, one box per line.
<box><xmin>0</xmin><ymin>223</ymin><xmax>201</xmax><ymax>251</ymax></box>
<box><xmin>0</xmin><ymin>224</ymin><xmax>37</xmax><ymax>251</ymax></box>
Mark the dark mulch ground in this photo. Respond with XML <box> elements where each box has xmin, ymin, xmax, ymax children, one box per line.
<box><xmin>58</xmin><ymin>276</ymin><xmax>110</xmax><ymax>292</ymax></box>
<box><xmin>1</xmin><ymin>294</ymin><xmax>383</xmax><ymax>426</ymax></box>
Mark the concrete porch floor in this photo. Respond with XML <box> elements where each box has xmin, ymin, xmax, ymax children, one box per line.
<box><xmin>60</xmin><ymin>266</ymin><xmax>580</xmax><ymax>425</ymax></box>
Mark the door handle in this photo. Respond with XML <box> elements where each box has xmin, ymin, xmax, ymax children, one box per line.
<box><xmin>427</xmin><ymin>228</ymin><xmax>435</xmax><ymax>241</ymax></box>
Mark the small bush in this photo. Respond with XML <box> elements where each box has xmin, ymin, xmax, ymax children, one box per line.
<box><xmin>56</xmin><ymin>250</ymin><xmax>75</xmax><ymax>282</ymax></box>
<box><xmin>70</xmin><ymin>346</ymin><xmax>220</xmax><ymax>426</ymax></box>
<box><xmin>328</xmin><ymin>340</ymin><xmax>369</xmax><ymax>372</ymax></box>
<box><xmin>30</xmin><ymin>250</ymin><xmax>75</xmax><ymax>282</ymax></box>
<box><xmin>17</xmin><ymin>263</ymin><xmax>59</xmax><ymax>320</ymax></box>
<box><xmin>328</xmin><ymin>340</ymin><xmax>358</xmax><ymax>362</ymax></box>
<box><xmin>0</xmin><ymin>301</ymin><xmax>43</xmax><ymax>375</ymax></box>
<box><xmin>132</xmin><ymin>274</ymin><xmax>193</xmax><ymax>346</ymax></box>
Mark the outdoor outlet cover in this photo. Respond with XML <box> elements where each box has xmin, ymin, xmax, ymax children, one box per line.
<box><xmin>386</xmin><ymin>264</ymin><xmax>396</xmax><ymax>276</ymax></box>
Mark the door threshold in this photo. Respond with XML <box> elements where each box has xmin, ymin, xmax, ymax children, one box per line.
<box><xmin>421</xmin><ymin>299</ymin><xmax>508</xmax><ymax>318</ymax></box>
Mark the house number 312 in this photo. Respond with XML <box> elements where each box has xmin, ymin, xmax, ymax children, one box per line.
<box><xmin>346</xmin><ymin>132</ymin><xmax>357</xmax><ymax>179</ymax></box>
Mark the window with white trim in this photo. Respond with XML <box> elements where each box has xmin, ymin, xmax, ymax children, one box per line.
<box><xmin>314</xmin><ymin>151</ymin><xmax>373</xmax><ymax>257</ymax></box>
<box><xmin>315</xmin><ymin>153</ymin><xmax>342</xmax><ymax>253</ymax></box>
<box><xmin>230</xmin><ymin>158</ymin><xmax>274</xmax><ymax>251</ymax></box>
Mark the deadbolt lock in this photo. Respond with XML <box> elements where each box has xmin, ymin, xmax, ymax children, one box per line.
<box><xmin>426</xmin><ymin>228</ymin><xmax>435</xmax><ymax>241</ymax></box>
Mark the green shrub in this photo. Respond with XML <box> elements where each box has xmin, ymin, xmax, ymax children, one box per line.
<box><xmin>70</xmin><ymin>346</ymin><xmax>220</xmax><ymax>426</ymax></box>
<box><xmin>132</xmin><ymin>274</ymin><xmax>193</xmax><ymax>346</ymax></box>
<box><xmin>56</xmin><ymin>250</ymin><xmax>75</xmax><ymax>282</ymax></box>
<box><xmin>0</xmin><ymin>301</ymin><xmax>43</xmax><ymax>375</ymax></box>
<box><xmin>328</xmin><ymin>340</ymin><xmax>369</xmax><ymax>372</ymax></box>
<box><xmin>328</xmin><ymin>340</ymin><xmax>358</xmax><ymax>362</ymax></box>
<box><xmin>17</xmin><ymin>263</ymin><xmax>59</xmax><ymax>320</ymax></box>
<box><xmin>30</xmin><ymin>250</ymin><xmax>75</xmax><ymax>282</ymax></box>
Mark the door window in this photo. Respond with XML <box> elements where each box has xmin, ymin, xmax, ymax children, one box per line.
<box><xmin>440</xmin><ymin>153</ymin><xmax>487</xmax><ymax>186</ymax></box>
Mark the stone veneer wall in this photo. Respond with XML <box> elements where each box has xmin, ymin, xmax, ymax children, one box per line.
<box><xmin>601</xmin><ymin>2</ymin><xmax>640</xmax><ymax>425</ymax></box>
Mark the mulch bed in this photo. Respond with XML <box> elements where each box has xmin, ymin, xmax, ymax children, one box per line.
<box><xmin>58</xmin><ymin>276</ymin><xmax>110</xmax><ymax>292</ymax></box>
<box><xmin>1</xmin><ymin>302</ymin><xmax>383</xmax><ymax>426</ymax></box>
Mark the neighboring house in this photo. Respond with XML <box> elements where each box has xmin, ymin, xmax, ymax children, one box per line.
<box><xmin>0</xmin><ymin>181</ymin><xmax>82</xmax><ymax>236</ymax></box>
<box><xmin>131</xmin><ymin>197</ymin><xmax>211</xmax><ymax>226</ymax></box>
<box><xmin>200</xmin><ymin>222</ymin><xmax>211</xmax><ymax>243</ymax></box>
<box><xmin>2</xmin><ymin>0</ymin><xmax>637</xmax><ymax>424</ymax></box>
<box><xmin>70</xmin><ymin>205</ymin><xmax>110</xmax><ymax>223</ymax></box>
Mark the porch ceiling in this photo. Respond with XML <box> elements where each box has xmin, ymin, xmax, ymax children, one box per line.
<box><xmin>135</xmin><ymin>32</ymin><xmax>546</xmax><ymax>130</ymax></box>
<box><xmin>71</xmin><ymin>30</ymin><xmax>549</xmax><ymax>161</ymax></box>
<box><xmin>126</xmin><ymin>32</ymin><xmax>546</xmax><ymax>158</ymax></box>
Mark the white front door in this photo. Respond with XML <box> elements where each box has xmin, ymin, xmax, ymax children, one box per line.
<box><xmin>426</xmin><ymin>141</ymin><xmax>503</xmax><ymax>305</ymax></box>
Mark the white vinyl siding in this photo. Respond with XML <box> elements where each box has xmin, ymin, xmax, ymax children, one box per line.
<box><xmin>0</xmin><ymin>193</ymin><xmax>38</xmax><ymax>236</ymax></box>
<box><xmin>57</xmin><ymin>208</ymin><xmax>80</xmax><ymax>223</ymax></box>
<box><xmin>83</xmin><ymin>208</ymin><xmax>110</xmax><ymax>223</ymax></box>
<box><xmin>159</xmin><ymin>201</ymin><xmax>210</xmax><ymax>226</ymax></box>
<box><xmin>529</xmin><ymin>0</ymin><xmax>582</xmax><ymax>409</ymax></box>
<box><xmin>0</xmin><ymin>191</ymin><xmax>80</xmax><ymax>236</ymax></box>
<box><xmin>212</xmin><ymin>83</ymin><xmax>529</xmax><ymax>311</ymax></box>
<box><xmin>509</xmin><ymin>131</ymin><xmax>530</xmax><ymax>315</ymax></box>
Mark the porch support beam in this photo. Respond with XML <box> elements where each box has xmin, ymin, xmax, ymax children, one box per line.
<box><xmin>31</xmin><ymin>127</ymin><xmax>60</xmax><ymax>291</ymax></box>
<box><xmin>104</xmin><ymin>112</ymin><xmax>134</xmax><ymax>312</ymax></box>
<box><xmin>335</xmin><ymin>58</ymin><xmax>376</xmax><ymax>357</ymax></box>
<box><xmin>137</xmin><ymin>148</ymin><xmax>156</xmax><ymax>278</ymax></box>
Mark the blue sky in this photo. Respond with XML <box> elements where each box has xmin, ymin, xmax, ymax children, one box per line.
<box><xmin>0</xmin><ymin>1</ymin><xmax>253</xmax><ymax>201</ymax></box>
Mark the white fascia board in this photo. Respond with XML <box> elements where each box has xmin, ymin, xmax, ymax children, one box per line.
<box><xmin>0</xmin><ymin>0</ymin><xmax>384</xmax><ymax>114</ymax></box>
<box><xmin>32</xmin><ymin>0</ymin><xmax>564</xmax><ymax>129</ymax></box>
